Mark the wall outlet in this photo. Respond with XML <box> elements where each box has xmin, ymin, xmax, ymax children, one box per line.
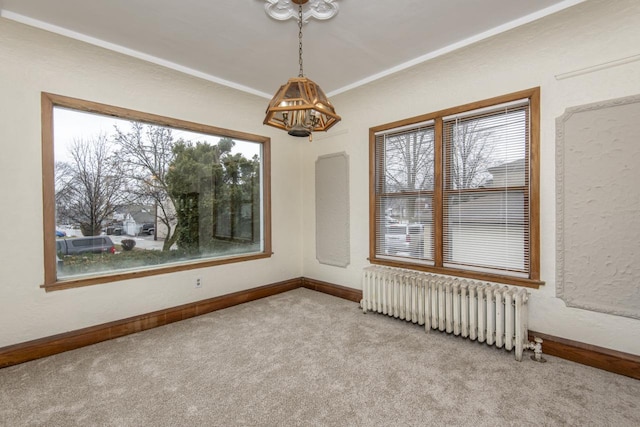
<box><xmin>195</xmin><ymin>277</ymin><xmax>202</xmax><ymax>288</ymax></box>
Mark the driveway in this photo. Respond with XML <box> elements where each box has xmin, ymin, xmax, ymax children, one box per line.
<box><xmin>110</xmin><ymin>234</ymin><xmax>168</xmax><ymax>251</ymax></box>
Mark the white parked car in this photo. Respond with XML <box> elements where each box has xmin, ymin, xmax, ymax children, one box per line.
<box><xmin>384</xmin><ymin>224</ymin><xmax>409</xmax><ymax>254</ymax></box>
<box><xmin>385</xmin><ymin>223</ymin><xmax>425</xmax><ymax>256</ymax></box>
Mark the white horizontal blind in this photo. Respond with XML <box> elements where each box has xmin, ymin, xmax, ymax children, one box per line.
<box><xmin>375</xmin><ymin>123</ymin><xmax>435</xmax><ymax>263</ymax></box>
<box><xmin>443</xmin><ymin>101</ymin><xmax>530</xmax><ymax>277</ymax></box>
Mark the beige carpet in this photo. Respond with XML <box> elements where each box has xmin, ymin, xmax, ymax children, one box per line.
<box><xmin>1</xmin><ymin>288</ymin><xmax>639</xmax><ymax>426</ymax></box>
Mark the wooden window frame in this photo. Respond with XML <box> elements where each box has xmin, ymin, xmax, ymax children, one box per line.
<box><xmin>41</xmin><ymin>92</ymin><xmax>272</xmax><ymax>292</ymax></box>
<box><xmin>369</xmin><ymin>88</ymin><xmax>542</xmax><ymax>289</ymax></box>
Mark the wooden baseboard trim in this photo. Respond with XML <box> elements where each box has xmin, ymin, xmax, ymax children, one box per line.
<box><xmin>3</xmin><ymin>276</ymin><xmax>638</xmax><ymax>381</ymax></box>
<box><xmin>528</xmin><ymin>331</ymin><xmax>640</xmax><ymax>380</ymax></box>
<box><xmin>301</xmin><ymin>277</ymin><xmax>363</xmax><ymax>303</ymax></box>
<box><xmin>0</xmin><ymin>277</ymin><xmax>303</xmax><ymax>369</ymax></box>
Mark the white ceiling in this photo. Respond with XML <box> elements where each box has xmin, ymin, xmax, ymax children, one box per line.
<box><xmin>0</xmin><ymin>0</ymin><xmax>585</xmax><ymax>98</ymax></box>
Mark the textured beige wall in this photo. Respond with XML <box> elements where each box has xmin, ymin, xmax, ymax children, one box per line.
<box><xmin>556</xmin><ymin>95</ymin><xmax>640</xmax><ymax>319</ymax></box>
<box><xmin>0</xmin><ymin>18</ymin><xmax>303</xmax><ymax>347</ymax></box>
<box><xmin>301</xmin><ymin>0</ymin><xmax>640</xmax><ymax>354</ymax></box>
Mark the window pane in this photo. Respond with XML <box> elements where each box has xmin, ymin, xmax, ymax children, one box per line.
<box><xmin>444</xmin><ymin>190</ymin><xmax>528</xmax><ymax>274</ymax></box>
<box><xmin>376</xmin><ymin>195</ymin><xmax>434</xmax><ymax>262</ymax></box>
<box><xmin>443</xmin><ymin>103</ymin><xmax>529</xmax><ymax>276</ymax></box>
<box><xmin>381</xmin><ymin>127</ymin><xmax>435</xmax><ymax>192</ymax></box>
<box><xmin>446</xmin><ymin>108</ymin><xmax>527</xmax><ymax>190</ymax></box>
<box><xmin>53</xmin><ymin>107</ymin><xmax>264</xmax><ymax>280</ymax></box>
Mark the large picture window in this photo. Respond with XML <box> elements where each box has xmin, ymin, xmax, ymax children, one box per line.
<box><xmin>370</xmin><ymin>88</ymin><xmax>540</xmax><ymax>287</ymax></box>
<box><xmin>42</xmin><ymin>93</ymin><xmax>271</xmax><ymax>291</ymax></box>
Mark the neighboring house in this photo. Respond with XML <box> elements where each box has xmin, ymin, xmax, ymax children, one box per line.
<box><xmin>407</xmin><ymin>159</ymin><xmax>526</xmax><ymax>270</ymax></box>
<box><xmin>445</xmin><ymin>158</ymin><xmax>526</xmax><ymax>272</ymax></box>
<box><xmin>446</xmin><ymin>192</ymin><xmax>525</xmax><ymax>271</ymax></box>
<box><xmin>486</xmin><ymin>158</ymin><xmax>526</xmax><ymax>188</ymax></box>
<box><xmin>122</xmin><ymin>205</ymin><xmax>155</xmax><ymax>236</ymax></box>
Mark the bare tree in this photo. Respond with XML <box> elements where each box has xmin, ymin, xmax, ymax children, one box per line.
<box><xmin>449</xmin><ymin>119</ymin><xmax>496</xmax><ymax>190</ymax></box>
<box><xmin>54</xmin><ymin>161</ymin><xmax>75</xmax><ymax>225</ymax></box>
<box><xmin>384</xmin><ymin>120</ymin><xmax>497</xmax><ymax>194</ymax></box>
<box><xmin>383</xmin><ymin>128</ymin><xmax>435</xmax><ymax>221</ymax></box>
<box><xmin>113</xmin><ymin>122</ymin><xmax>178</xmax><ymax>251</ymax></box>
<box><xmin>382</xmin><ymin>119</ymin><xmax>500</xmax><ymax>221</ymax></box>
<box><xmin>384</xmin><ymin>129</ymin><xmax>434</xmax><ymax>193</ymax></box>
<box><xmin>62</xmin><ymin>134</ymin><xmax>128</xmax><ymax>236</ymax></box>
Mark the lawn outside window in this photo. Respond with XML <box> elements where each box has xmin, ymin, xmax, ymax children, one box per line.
<box><xmin>369</xmin><ymin>88</ymin><xmax>541</xmax><ymax>288</ymax></box>
<box><xmin>42</xmin><ymin>93</ymin><xmax>271</xmax><ymax>291</ymax></box>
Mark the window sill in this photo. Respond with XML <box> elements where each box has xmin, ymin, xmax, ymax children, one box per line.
<box><xmin>41</xmin><ymin>252</ymin><xmax>272</xmax><ymax>292</ymax></box>
<box><xmin>369</xmin><ymin>257</ymin><xmax>543</xmax><ymax>289</ymax></box>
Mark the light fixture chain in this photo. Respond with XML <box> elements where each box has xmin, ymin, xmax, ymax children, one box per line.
<box><xmin>264</xmin><ymin>0</ymin><xmax>341</xmax><ymax>137</ymax></box>
<box><xmin>298</xmin><ymin>2</ymin><xmax>304</xmax><ymax>77</ymax></box>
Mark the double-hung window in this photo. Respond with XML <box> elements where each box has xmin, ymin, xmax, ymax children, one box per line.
<box><xmin>370</xmin><ymin>88</ymin><xmax>541</xmax><ymax>287</ymax></box>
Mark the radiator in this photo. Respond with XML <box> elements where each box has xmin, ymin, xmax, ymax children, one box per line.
<box><xmin>361</xmin><ymin>266</ymin><xmax>532</xmax><ymax>361</ymax></box>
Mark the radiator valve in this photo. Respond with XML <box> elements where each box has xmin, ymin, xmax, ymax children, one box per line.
<box><xmin>526</xmin><ymin>336</ymin><xmax>547</xmax><ymax>363</ymax></box>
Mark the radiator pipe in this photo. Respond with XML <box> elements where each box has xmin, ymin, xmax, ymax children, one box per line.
<box><xmin>525</xmin><ymin>336</ymin><xmax>547</xmax><ymax>363</ymax></box>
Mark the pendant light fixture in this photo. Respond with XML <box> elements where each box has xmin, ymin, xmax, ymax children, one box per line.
<box><xmin>263</xmin><ymin>0</ymin><xmax>341</xmax><ymax>141</ymax></box>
